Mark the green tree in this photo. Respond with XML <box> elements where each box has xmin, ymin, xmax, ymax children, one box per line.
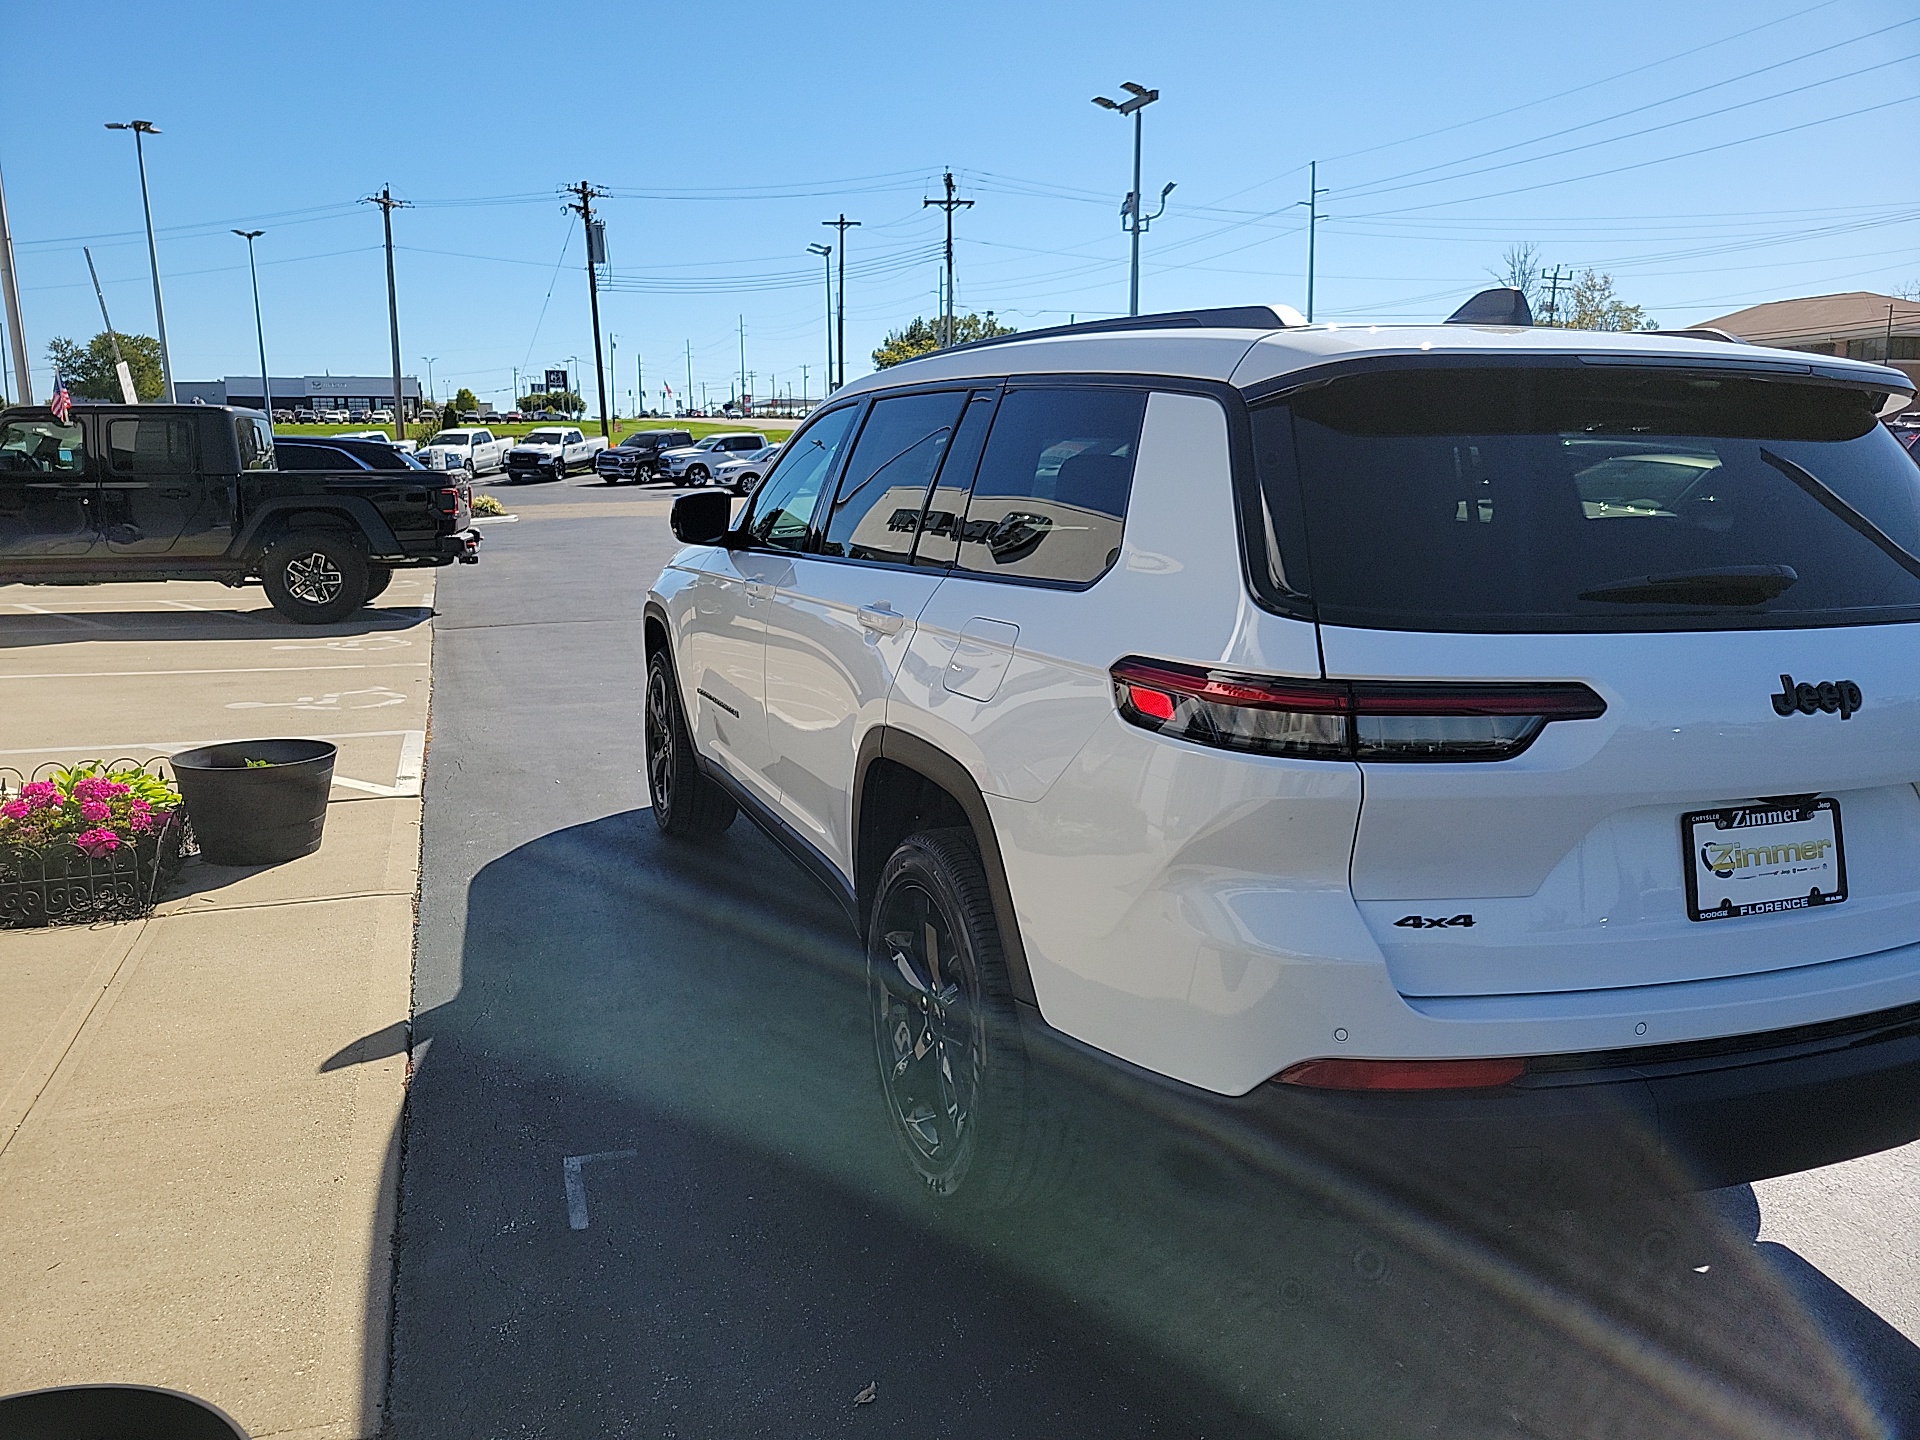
<box><xmin>872</xmin><ymin>312</ymin><xmax>1017</xmax><ymax>369</ymax></box>
<box><xmin>453</xmin><ymin>386</ymin><xmax>479</xmax><ymax>415</ymax></box>
<box><xmin>1564</xmin><ymin>270</ymin><xmax>1653</xmax><ymax>332</ymax></box>
<box><xmin>45</xmin><ymin>331</ymin><xmax>165</xmax><ymax>401</ymax></box>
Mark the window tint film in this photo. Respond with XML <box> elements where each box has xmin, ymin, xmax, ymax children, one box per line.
<box><xmin>819</xmin><ymin>391</ymin><xmax>967</xmax><ymax>563</ymax></box>
<box><xmin>744</xmin><ymin>404</ymin><xmax>856</xmax><ymax>550</ymax></box>
<box><xmin>955</xmin><ymin>387</ymin><xmax>1146</xmax><ymax>584</ymax></box>
<box><xmin>1256</xmin><ymin>365</ymin><xmax>1920</xmax><ymax>631</ymax></box>
<box><xmin>108</xmin><ymin>418</ymin><xmax>195</xmax><ymax>474</ymax></box>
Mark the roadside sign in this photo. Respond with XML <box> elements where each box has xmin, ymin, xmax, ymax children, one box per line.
<box><xmin>546</xmin><ymin>369</ymin><xmax>568</xmax><ymax>392</ymax></box>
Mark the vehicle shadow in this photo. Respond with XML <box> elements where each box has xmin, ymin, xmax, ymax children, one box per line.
<box><xmin>0</xmin><ymin>605</ymin><xmax>430</xmax><ymax>650</ymax></box>
<box><xmin>373</xmin><ymin>807</ymin><xmax>1920</xmax><ymax>1438</ymax></box>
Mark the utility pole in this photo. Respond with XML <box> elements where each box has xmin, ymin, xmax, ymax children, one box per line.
<box><xmin>105</xmin><ymin>120</ymin><xmax>174</xmax><ymax>400</ymax></box>
<box><xmin>822</xmin><ymin>214</ymin><xmax>860</xmax><ymax>388</ymax></box>
<box><xmin>232</xmin><ymin>230</ymin><xmax>272</xmax><ymax>427</ymax></box>
<box><xmin>0</xmin><ymin>156</ymin><xmax>31</xmax><ymax>404</ymax></box>
<box><xmin>1298</xmin><ymin>161</ymin><xmax>1330</xmax><ymax>323</ymax></box>
<box><xmin>637</xmin><ymin>355</ymin><xmax>644</xmax><ymax>416</ymax></box>
<box><xmin>564</xmin><ymin>181</ymin><xmax>612</xmax><ymax>439</ymax></box>
<box><xmin>360</xmin><ymin>186</ymin><xmax>412</xmax><ymax>442</ymax></box>
<box><xmin>923</xmin><ymin>170</ymin><xmax>973</xmax><ymax>347</ymax></box>
<box><xmin>738</xmin><ymin>315</ymin><xmax>747</xmax><ymax>415</ymax></box>
<box><xmin>685</xmin><ymin>340</ymin><xmax>693</xmax><ymax>415</ymax></box>
<box><xmin>1540</xmin><ymin>265</ymin><xmax>1570</xmax><ymax>327</ymax></box>
<box><xmin>609</xmin><ymin>333</ymin><xmax>617</xmax><ymax>420</ymax></box>
<box><xmin>83</xmin><ymin>247</ymin><xmax>137</xmax><ymax>404</ymax></box>
<box><xmin>800</xmin><ymin>364</ymin><xmax>809</xmax><ymax>409</ymax></box>
<box><xmin>1092</xmin><ymin>83</ymin><xmax>1171</xmax><ymax>317</ymax></box>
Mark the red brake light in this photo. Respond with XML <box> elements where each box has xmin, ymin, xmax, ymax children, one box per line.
<box><xmin>1277</xmin><ymin>1056</ymin><xmax>1526</xmax><ymax>1091</ymax></box>
<box><xmin>1109</xmin><ymin>656</ymin><xmax>1604</xmax><ymax>762</ymax></box>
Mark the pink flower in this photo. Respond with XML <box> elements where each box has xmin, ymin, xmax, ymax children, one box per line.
<box><xmin>0</xmin><ymin>799</ymin><xmax>28</xmax><ymax>821</ymax></box>
<box><xmin>74</xmin><ymin>828</ymin><xmax>121</xmax><ymax>856</ymax></box>
<box><xmin>19</xmin><ymin>781</ymin><xmax>59</xmax><ymax>810</ymax></box>
<box><xmin>129</xmin><ymin>809</ymin><xmax>158</xmax><ymax>834</ymax></box>
<box><xmin>73</xmin><ymin>777</ymin><xmax>129</xmax><ymax>801</ymax></box>
<box><xmin>79</xmin><ymin>799</ymin><xmax>112</xmax><ymax>823</ymax></box>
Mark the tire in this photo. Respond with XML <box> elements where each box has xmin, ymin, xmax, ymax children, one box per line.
<box><xmin>734</xmin><ymin>471</ymin><xmax>758</xmax><ymax>495</ymax></box>
<box><xmin>644</xmin><ymin>648</ymin><xmax>737</xmax><ymax>839</ymax></box>
<box><xmin>260</xmin><ymin>530</ymin><xmax>371</xmax><ymax>624</ymax></box>
<box><xmin>868</xmin><ymin>828</ymin><xmax>1066</xmax><ymax>1207</ymax></box>
<box><xmin>687</xmin><ymin>464</ymin><xmax>710</xmax><ymax>486</ymax></box>
<box><xmin>364</xmin><ymin>564</ymin><xmax>393</xmax><ymax>601</ymax></box>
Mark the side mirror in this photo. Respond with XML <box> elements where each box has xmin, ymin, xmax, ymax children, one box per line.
<box><xmin>670</xmin><ymin>490</ymin><xmax>734</xmax><ymax>546</ymax></box>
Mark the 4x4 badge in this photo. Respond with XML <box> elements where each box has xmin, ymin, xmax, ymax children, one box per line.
<box><xmin>1771</xmin><ymin>673</ymin><xmax>1862</xmax><ymax>720</ymax></box>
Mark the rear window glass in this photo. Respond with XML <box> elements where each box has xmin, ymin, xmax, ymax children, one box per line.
<box><xmin>1253</xmin><ymin>365</ymin><xmax>1920</xmax><ymax>632</ymax></box>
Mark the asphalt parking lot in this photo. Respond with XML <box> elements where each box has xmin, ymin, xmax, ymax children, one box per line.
<box><xmin>388</xmin><ymin>473</ymin><xmax>1920</xmax><ymax>1438</ymax></box>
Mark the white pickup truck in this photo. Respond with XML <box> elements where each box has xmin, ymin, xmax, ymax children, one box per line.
<box><xmin>505</xmin><ymin>426</ymin><xmax>608</xmax><ymax>483</ymax></box>
<box><xmin>420</xmin><ymin>428</ymin><xmax>512</xmax><ymax>475</ymax></box>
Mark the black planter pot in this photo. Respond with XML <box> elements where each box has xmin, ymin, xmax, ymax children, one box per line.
<box><xmin>170</xmin><ymin>739</ymin><xmax>337</xmax><ymax>866</ymax></box>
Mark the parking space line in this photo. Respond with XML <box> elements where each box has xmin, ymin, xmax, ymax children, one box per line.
<box><xmin>563</xmin><ymin>1150</ymin><xmax>637</xmax><ymax>1230</ymax></box>
<box><xmin>0</xmin><ymin>728</ymin><xmax>424</xmax><ymax>759</ymax></box>
<box><xmin>8</xmin><ymin>603</ymin><xmax>106</xmax><ymax>627</ymax></box>
<box><xmin>0</xmin><ymin>663</ymin><xmax>428</xmax><ymax>680</ymax></box>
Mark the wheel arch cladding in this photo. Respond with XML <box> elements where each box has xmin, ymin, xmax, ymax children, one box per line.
<box><xmin>854</xmin><ymin>727</ymin><xmax>1037</xmax><ymax>1006</ymax></box>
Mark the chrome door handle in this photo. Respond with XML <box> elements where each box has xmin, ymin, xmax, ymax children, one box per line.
<box><xmin>744</xmin><ymin>580</ymin><xmax>774</xmax><ymax>600</ymax></box>
<box><xmin>858</xmin><ymin>604</ymin><xmax>905</xmax><ymax>636</ymax></box>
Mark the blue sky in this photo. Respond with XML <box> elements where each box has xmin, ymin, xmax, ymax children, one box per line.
<box><xmin>3</xmin><ymin>0</ymin><xmax>1915</xmax><ymax>411</ymax></box>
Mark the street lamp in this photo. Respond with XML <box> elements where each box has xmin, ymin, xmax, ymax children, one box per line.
<box><xmin>567</xmin><ymin>356</ymin><xmax>579</xmax><ymax>417</ymax></box>
<box><xmin>105</xmin><ymin>120</ymin><xmax>175</xmax><ymax>401</ymax></box>
<box><xmin>232</xmin><ymin>229</ymin><xmax>271</xmax><ymax>430</ymax></box>
<box><xmin>807</xmin><ymin>242</ymin><xmax>833</xmax><ymax>392</ymax></box>
<box><xmin>1091</xmin><ymin>83</ymin><xmax>1174</xmax><ymax>317</ymax></box>
<box><xmin>421</xmin><ymin>357</ymin><xmax>438</xmax><ymax>410</ymax></box>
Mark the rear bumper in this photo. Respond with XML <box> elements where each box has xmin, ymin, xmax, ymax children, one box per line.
<box><xmin>435</xmin><ymin>528</ymin><xmax>481</xmax><ymax>564</ymax></box>
<box><xmin>1196</xmin><ymin>1001</ymin><xmax>1920</xmax><ymax>1200</ymax></box>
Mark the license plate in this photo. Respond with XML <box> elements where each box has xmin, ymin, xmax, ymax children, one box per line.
<box><xmin>1682</xmin><ymin>797</ymin><xmax>1847</xmax><ymax>922</ymax></box>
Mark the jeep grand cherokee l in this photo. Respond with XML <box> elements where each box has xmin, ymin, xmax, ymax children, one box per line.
<box><xmin>643</xmin><ymin>296</ymin><xmax>1920</xmax><ymax>1206</ymax></box>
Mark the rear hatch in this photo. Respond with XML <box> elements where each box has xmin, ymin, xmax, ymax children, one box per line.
<box><xmin>1251</xmin><ymin>359</ymin><xmax>1920</xmax><ymax>999</ymax></box>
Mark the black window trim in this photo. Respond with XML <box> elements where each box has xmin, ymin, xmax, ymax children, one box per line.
<box><xmin>736</xmin><ymin>397</ymin><xmax>868</xmax><ymax>552</ymax></box>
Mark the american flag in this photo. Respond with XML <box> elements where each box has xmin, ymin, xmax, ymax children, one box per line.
<box><xmin>48</xmin><ymin>376</ymin><xmax>72</xmax><ymax>423</ymax></box>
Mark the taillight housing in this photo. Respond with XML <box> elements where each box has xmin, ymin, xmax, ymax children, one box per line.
<box><xmin>436</xmin><ymin>484</ymin><xmax>462</xmax><ymax>517</ymax></box>
<box><xmin>1110</xmin><ymin>656</ymin><xmax>1605</xmax><ymax>762</ymax></box>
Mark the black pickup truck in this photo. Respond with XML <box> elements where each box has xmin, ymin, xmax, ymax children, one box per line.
<box><xmin>0</xmin><ymin>403</ymin><xmax>479</xmax><ymax>622</ymax></box>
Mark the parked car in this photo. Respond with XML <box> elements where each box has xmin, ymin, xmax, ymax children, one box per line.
<box><xmin>659</xmin><ymin>431</ymin><xmax>768</xmax><ymax>484</ymax></box>
<box><xmin>1</xmin><ymin>403</ymin><xmax>479</xmax><ymax>622</ymax></box>
<box><xmin>293</xmin><ymin>409</ymin><xmax>317</xmax><ymax>423</ymax></box>
<box><xmin>505</xmin><ymin>426</ymin><xmax>608</xmax><ymax>482</ymax></box>
<box><xmin>707</xmin><ymin>441</ymin><xmax>781</xmax><ymax>495</ymax></box>
<box><xmin>370</xmin><ymin>408</ymin><xmax>394</xmax><ymax>423</ymax></box>
<box><xmin>420</xmin><ymin>427</ymin><xmax>512</xmax><ymax>476</ymax></box>
<box><xmin>348</xmin><ymin>409</ymin><xmax>371</xmax><ymax>423</ymax></box>
<box><xmin>271</xmin><ymin>409</ymin><xmax>294</xmax><ymax>424</ymax></box>
<box><xmin>503</xmin><ymin>410</ymin><xmax>525</xmax><ymax>423</ymax></box>
<box><xmin>334</xmin><ymin>429</ymin><xmax>418</xmax><ymax>453</ymax></box>
<box><xmin>593</xmin><ymin>429</ymin><xmax>694</xmax><ymax>485</ymax></box>
<box><xmin>644</xmin><ymin>295</ymin><xmax>1920</xmax><ymax>1208</ymax></box>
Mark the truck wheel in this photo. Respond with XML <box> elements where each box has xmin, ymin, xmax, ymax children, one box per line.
<box><xmin>868</xmin><ymin>828</ymin><xmax>1068</xmax><ymax>1208</ymax></box>
<box><xmin>644</xmin><ymin>649</ymin><xmax>737</xmax><ymax>838</ymax></box>
<box><xmin>687</xmin><ymin>464</ymin><xmax>710</xmax><ymax>485</ymax></box>
<box><xmin>261</xmin><ymin>531</ymin><xmax>371</xmax><ymax>624</ymax></box>
<box><xmin>364</xmin><ymin>564</ymin><xmax>393</xmax><ymax>601</ymax></box>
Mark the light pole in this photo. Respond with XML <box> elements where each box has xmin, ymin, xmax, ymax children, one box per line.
<box><xmin>807</xmin><ymin>242</ymin><xmax>833</xmax><ymax>392</ymax></box>
<box><xmin>105</xmin><ymin>120</ymin><xmax>175</xmax><ymax>401</ymax></box>
<box><xmin>233</xmin><ymin>229</ymin><xmax>272</xmax><ymax>428</ymax></box>
<box><xmin>567</xmin><ymin>356</ymin><xmax>580</xmax><ymax>417</ymax></box>
<box><xmin>609</xmin><ymin>333</ymin><xmax>617</xmax><ymax>420</ymax></box>
<box><xmin>1091</xmin><ymin>83</ymin><xmax>1173</xmax><ymax>317</ymax></box>
<box><xmin>821</xmin><ymin>215</ymin><xmax>859</xmax><ymax>388</ymax></box>
<box><xmin>421</xmin><ymin>356</ymin><xmax>438</xmax><ymax>409</ymax></box>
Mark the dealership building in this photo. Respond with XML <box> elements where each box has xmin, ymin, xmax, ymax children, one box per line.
<box><xmin>176</xmin><ymin>374</ymin><xmax>423</xmax><ymax>414</ymax></box>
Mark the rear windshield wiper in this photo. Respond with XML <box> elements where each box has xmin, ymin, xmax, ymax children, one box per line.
<box><xmin>1578</xmin><ymin>564</ymin><xmax>1798</xmax><ymax>606</ymax></box>
<box><xmin>1760</xmin><ymin>448</ymin><xmax>1920</xmax><ymax>582</ymax></box>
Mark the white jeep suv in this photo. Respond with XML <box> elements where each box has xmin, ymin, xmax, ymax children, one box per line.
<box><xmin>644</xmin><ymin>295</ymin><xmax>1920</xmax><ymax>1206</ymax></box>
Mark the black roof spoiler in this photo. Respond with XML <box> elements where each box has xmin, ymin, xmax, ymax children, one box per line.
<box><xmin>1445</xmin><ymin>287</ymin><xmax>1534</xmax><ymax>326</ymax></box>
<box><xmin>924</xmin><ymin>303</ymin><xmax>1309</xmax><ymax>362</ymax></box>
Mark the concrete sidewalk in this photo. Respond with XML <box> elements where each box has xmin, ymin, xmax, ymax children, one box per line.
<box><xmin>0</xmin><ymin>577</ymin><xmax>432</xmax><ymax>1439</ymax></box>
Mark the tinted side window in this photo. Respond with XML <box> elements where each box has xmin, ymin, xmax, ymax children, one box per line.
<box><xmin>820</xmin><ymin>391</ymin><xmax>968</xmax><ymax>564</ymax></box>
<box><xmin>109</xmin><ymin>418</ymin><xmax>194</xmax><ymax>473</ymax></box>
<box><xmin>0</xmin><ymin>418</ymin><xmax>84</xmax><ymax>474</ymax></box>
<box><xmin>743</xmin><ymin>404</ymin><xmax>857</xmax><ymax>551</ymax></box>
<box><xmin>237</xmin><ymin>416</ymin><xmax>275</xmax><ymax>471</ymax></box>
<box><xmin>912</xmin><ymin>391</ymin><xmax>997</xmax><ymax>568</ymax></box>
<box><xmin>955</xmin><ymin>387</ymin><xmax>1147</xmax><ymax>584</ymax></box>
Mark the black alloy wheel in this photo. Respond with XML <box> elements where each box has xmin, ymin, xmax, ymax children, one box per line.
<box><xmin>868</xmin><ymin>828</ymin><xmax>1064</xmax><ymax>1206</ymax></box>
<box><xmin>644</xmin><ymin>649</ymin><xmax>737</xmax><ymax>838</ymax></box>
<box><xmin>260</xmin><ymin>530</ymin><xmax>371</xmax><ymax>624</ymax></box>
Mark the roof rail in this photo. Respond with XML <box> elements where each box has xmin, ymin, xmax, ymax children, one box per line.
<box><xmin>926</xmin><ymin>302</ymin><xmax>1308</xmax><ymax>362</ymax></box>
<box><xmin>1648</xmin><ymin>327</ymin><xmax>1752</xmax><ymax>345</ymax></box>
<box><xmin>1445</xmin><ymin>288</ymin><xmax>1534</xmax><ymax>326</ymax></box>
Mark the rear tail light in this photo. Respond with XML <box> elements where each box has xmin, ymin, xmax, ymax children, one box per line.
<box><xmin>436</xmin><ymin>484</ymin><xmax>461</xmax><ymax>516</ymax></box>
<box><xmin>1277</xmin><ymin>1056</ymin><xmax>1527</xmax><ymax>1091</ymax></box>
<box><xmin>1110</xmin><ymin>656</ymin><xmax>1605</xmax><ymax>762</ymax></box>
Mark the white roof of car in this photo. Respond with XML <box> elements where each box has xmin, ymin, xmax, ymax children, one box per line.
<box><xmin>833</xmin><ymin>314</ymin><xmax>1913</xmax><ymax>401</ymax></box>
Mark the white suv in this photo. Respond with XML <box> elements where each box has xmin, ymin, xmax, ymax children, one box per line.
<box><xmin>644</xmin><ymin>295</ymin><xmax>1920</xmax><ymax>1206</ymax></box>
